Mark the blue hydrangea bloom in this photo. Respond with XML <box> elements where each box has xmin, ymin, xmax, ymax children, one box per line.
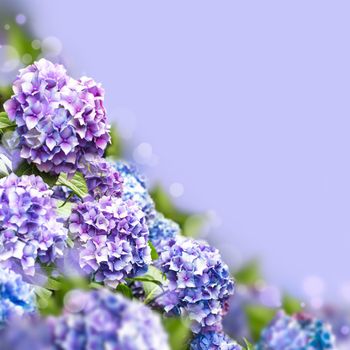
<box><xmin>49</xmin><ymin>289</ymin><xmax>170</xmax><ymax>350</ymax></box>
<box><xmin>257</xmin><ymin>311</ymin><xmax>336</xmax><ymax>350</ymax></box>
<box><xmin>310</xmin><ymin>304</ymin><xmax>350</xmax><ymax>345</ymax></box>
<box><xmin>4</xmin><ymin>59</ymin><xmax>110</xmax><ymax>175</ymax></box>
<box><xmin>190</xmin><ymin>331</ymin><xmax>242</xmax><ymax>350</ymax></box>
<box><xmin>69</xmin><ymin>196</ymin><xmax>151</xmax><ymax>287</ymax></box>
<box><xmin>148</xmin><ymin>212</ymin><xmax>180</xmax><ymax>248</ymax></box>
<box><xmin>114</xmin><ymin>161</ymin><xmax>155</xmax><ymax>220</ymax></box>
<box><xmin>0</xmin><ymin>174</ymin><xmax>67</xmax><ymax>275</ymax></box>
<box><xmin>0</xmin><ymin>268</ymin><xmax>36</xmax><ymax>327</ymax></box>
<box><xmin>156</xmin><ymin>236</ymin><xmax>234</xmax><ymax>333</ymax></box>
<box><xmin>81</xmin><ymin>157</ymin><xmax>123</xmax><ymax>199</ymax></box>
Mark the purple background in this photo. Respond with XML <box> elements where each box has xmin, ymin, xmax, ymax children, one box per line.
<box><xmin>2</xmin><ymin>1</ymin><xmax>350</xmax><ymax>302</ymax></box>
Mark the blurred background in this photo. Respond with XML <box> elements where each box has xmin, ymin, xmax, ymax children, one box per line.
<box><xmin>1</xmin><ymin>1</ymin><xmax>350</xmax><ymax>310</ymax></box>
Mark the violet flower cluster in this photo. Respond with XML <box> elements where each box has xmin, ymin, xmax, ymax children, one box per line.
<box><xmin>49</xmin><ymin>289</ymin><xmax>170</xmax><ymax>350</ymax></box>
<box><xmin>190</xmin><ymin>331</ymin><xmax>242</xmax><ymax>350</ymax></box>
<box><xmin>156</xmin><ymin>236</ymin><xmax>234</xmax><ymax>333</ymax></box>
<box><xmin>0</xmin><ymin>268</ymin><xmax>36</xmax><ymax>327</ymax></box>
<box><xmin>0</xmin><ymin>174</ymin><xmax>67</xmax><ymax>275</ymax></box>
<box><xmin>69</xmin><ymin>196</ymin><xmax>151</xmax><ymax>287</ymax></box>
<box><xmin>4</xmin><ymin>59</ymin><xmax>110</xmax><ymax>175</ymax></box>
<box><xmin>82</xmin><ymin>157</ymin><xmax>123</xmax><ymax>199</ymax></box>
<box><xmin>257</xmin><ymin>311</ymin><xmax>336</xmax><ymax>350</ymax></box>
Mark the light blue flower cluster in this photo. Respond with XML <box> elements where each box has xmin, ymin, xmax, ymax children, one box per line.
<box><xmin>69</xmin><ymin>196</ymin><xmax>151</xmax><ymax>287</ymax></box>
<box><xmin>0</xmin><ymin>174</ymin><xmax>67</xmax><ymax>275</ymax></box>
<box><xmin>148</xmin><ymin>212</ymin><xmax>180</xmax><ymax>248</ymax></box>
<box><xmin>257</xmin><ymin>311</ymin><xmax>336</xmax><ymax>350</ymax></box>
<box><xmin>114</xmin><ymin>160</ymin><xmax>155</xmax><ymax>220</ymax></box>
<box><xmin>190</xmin><ymin>331</ymin><xmax>242</xmax><ymax>350</ymax></box>
<box><xmin>156</xmin><ymin>236</ymin><xmax>234</xmax><ymax>333</ymax></box>
<box><xmin>49</xmin><ymin>289</ymin><xmax>170</xmax><ymax>350</ymax></box>
<box><xmin>0</xmin><ymin>268</ymin><xmax>36</xmax><ymax>327</ymax></box>
<box><xmin>4</xmin><ymin>59</ymin><xmax>110</xmax><ymax>175</ymax></box>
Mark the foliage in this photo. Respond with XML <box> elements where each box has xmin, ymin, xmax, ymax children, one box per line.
<box><xmin>163</xmin><ymin>317</ymin><xmax>191</xmax><ymax>350</ymax></box>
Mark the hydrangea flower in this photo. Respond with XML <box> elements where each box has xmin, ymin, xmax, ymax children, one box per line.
<box><xmin>156</xmin><ymin>236</ymin><xmax>234</xmax><ymax>333</ymax></box>
<box><xmin>0</xmin><ymin>268</ymin><xmax>36</xmax><ymax>327</ymax></box>
<box><xmin>190</xmin><ymin>331</ymin><xmax>242</xmax><ymax>350</ymax></box>
<box><xmin>69</xmin><ymin>196</ymin><xmax>151</xmax><ymax>287</ymax></box>
<box><xmin>114</xmin><ymin>161</ymin><xmax>155</xmax><ymax>220</ymax></box>
<box><xmin>148</xmin><ymin>212</ymin><xmax>180</xmax><ymax>248</ymax></box>
<box><xmin>81</xmin><ymin>157</ymin><xmax>123</xmax><ymax>199</ymax></box>
<box><xmin>0</xmin><ymin>174</ymin><xmax>67</xmax><ymax>275</ymax></box>
<box><xmin>257</xmin><ymin>311</ymin><xmax>337</xmax><ymax>350</ymax></box>
<box><xmin>49</xmin><ymin>289</ymin><xmax>170</xmax><ymax>350</ymax></box>
<box><xmin>4</xmin><ymin>59</ymin><xmax>110</xmax><ymax>175</ymax></box>
<box><xmin>310</xmin><ymin>304</ymin><xmax>350</xmax><ymax>345</ymax></box>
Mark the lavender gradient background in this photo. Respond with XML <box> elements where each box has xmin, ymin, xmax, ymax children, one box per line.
<box><xmin>2</xmin><ymin>1</ymin><xmax>350</xmax><ymax>301</ymax></box>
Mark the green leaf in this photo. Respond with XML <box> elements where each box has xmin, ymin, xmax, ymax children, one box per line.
<box><xmin>105</xmin><ymin>124</ymin><xmax>123</xmax><ymax>159</ymax></box>
<box><xmin>235</xmin><ymin>260</ymin><xmax>263</xmax><ymax>286</ymax></box>
<box><xmin>282</xmin><ymin>294</ymin><xmax>302</xmax><ymax>315</ymax></box>
<box><xmin>0</xmin><ymin>86</ymin><xmax>12</xmax><ymax>112</ymax></box>
<box><xmin>243</xmin><ymin>338</ymin><xmax>255</xmax><ymax>350</ymax></box>
<box><xmin>58</xmin><ymin>172</ymin><xmax>88</xmax><ymax>199</ymax></box>
<box><xmin>15</xmin><ymin>161</ymin><xmax>59</xmax><ymax>186</ymax></box>
<box><xmin>56</xmin><ymin>200</ymin><xmax>74</xmax><ymax>219</ymax></box>
<box><xmin>245</xmin><ymin>305</ymin><xmax>276</xmax><ymax>342</ymax></box>
<box><xmin>7</xmin><ymin>22</ymin><xmax>41</xmax><ymax>63</ymax></box>
<box><xmin>150</xmin><ymin>184</ymin><xmax>205</xmax><ymax>237</ymax></box>
<box><xmin>162</xmin><ymin>317</ymin><xmax>191</xmax><ymax>350</ymax></box>
<box><xmin>0</xmin><ymin>154</ymin><xmax>12</xmax><ymax>177</ymax></box>
<box><xmin>138</xmin><ymin>266</ymin><xmax>166</xmax><ymax>304</ymax></box>
<box><xmin>116</xmin><ymin>283</ymin><xmax>133</xmax><ymax>299</ymax></box>
<box><xmin>0</xmin><ymin>112</ymin><xmax>15</xmax><ymax>129</ymax></box>
<box><xmin>148</xmin><ymin>241</ymin><xmax>159</xmax><ymax>261</ymax></box>
<box><xmin>46</xmin><ymin>277</ymin><xmax>62</xmax><ymax>291</ymax></box>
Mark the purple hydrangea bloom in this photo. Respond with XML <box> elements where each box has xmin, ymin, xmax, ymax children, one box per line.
<box><xmin>148</xmin><ymin>213</ymin><xmax>180</xmax><ymax>248</ymax></box>
<box><xmin>49</xmin><ymin>289</ymin><xmax>170</xmax><ymax>350</ymax></box>
<box><xmin>257</xmin><ymin>311</ymin><xmax>336</xmax><ymax>350</ymax></box>
<box><xmin>69</xmin><ymin>196</ymin><xmax>151</xmax><ymax>287</ymax></box>
<box><xmin>156</xmin><ymin>236</ymin><xmax>234</xmax><ymax>333</ymax></box>
<box><xmin>0</xmin><ymin>174</ymin><xmax>67</xmax><ymax>275</ymax></box>
<box><xmin>0</xmin><ymin>268</ymin><xmax>36</xmax><ymax>327</ymax></box>
<box><xmin>190</xmin><ymin>331</ymin><xmax>242</xmax><ymax>350</ymax></box>
<box><xmin>114</xmin><ymin>161</ymin><xmax>155</xmax><ymax>220</ymax></box>
<box><xmin>81</xmin><ymin>157</ymin><xmax>123</xmax><ymax>199</ymax></box>
<box><xmin>4</xmin><ymin>59</ymin><xmax>110</xmax><ymax>175</ymax></box>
